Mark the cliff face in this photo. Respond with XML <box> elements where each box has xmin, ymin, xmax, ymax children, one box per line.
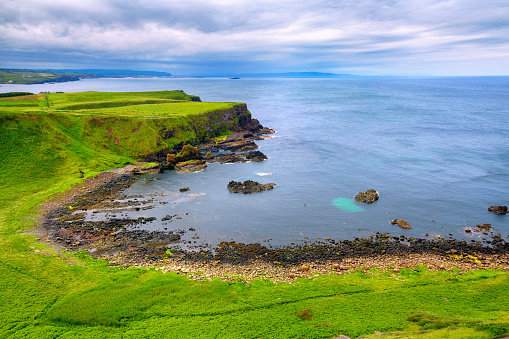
<box><xmin>192</xmin><ymin>103</ymin><xmax>255</xmax><ymax>134</ymax></box>
<box><xmin>79</xmin><ymin>103</ymin><xmax>259</xmax><ymax>162</ymax></box>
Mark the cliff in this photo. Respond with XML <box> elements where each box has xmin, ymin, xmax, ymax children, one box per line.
<box><xmin>0</xmin><ymin>91</ymin><xmax>264</xmax><ymax>186</ymax></box>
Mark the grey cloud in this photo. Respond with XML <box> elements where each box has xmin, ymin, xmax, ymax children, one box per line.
<box><xmin>1</xmin><ymin>0</ymin><xmax>508</xmax><ymax>75</ymax></box>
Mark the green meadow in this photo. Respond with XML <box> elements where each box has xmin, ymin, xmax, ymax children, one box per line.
<box><xmin>0</xmin><ymin>91</ymin><xmax>507</xmax><ymax>338</ymax></box>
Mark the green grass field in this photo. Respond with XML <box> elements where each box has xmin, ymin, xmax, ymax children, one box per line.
<box><xmin>0</xmin><ymin>91</ymin><xmax>507</xmax><ymax>338</ymax></box>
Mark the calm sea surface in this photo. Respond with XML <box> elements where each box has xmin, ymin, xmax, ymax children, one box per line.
<box><xmin>3</xmin><ymin>77</ymin><xmax>509</xmax><ymax>246</ymax></box>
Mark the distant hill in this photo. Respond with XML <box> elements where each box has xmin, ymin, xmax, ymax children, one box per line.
<box><xmin>0</xmin><ymin>68</ymin><xmax>173</xmax><ymax>84</ymax></box>
<box><xmin>51</xmin><ymin>69</ymin><xmax>173</xmax><ymax>77</ymax></box>
<box><xmin>226</xmin><ymin>72</ymin><xmax>356</xmax><ymax>78</ymax></box>
<box><xmin>0</xmin><ymin>69</ymin><xmax>85</xmax><ymax>84</ymax></box>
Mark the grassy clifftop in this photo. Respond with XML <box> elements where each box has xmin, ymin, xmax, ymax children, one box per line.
<box><xmin>0</xmin><ymin>91</ymin><xmax>508</xmax><ymax>338</ymax></box>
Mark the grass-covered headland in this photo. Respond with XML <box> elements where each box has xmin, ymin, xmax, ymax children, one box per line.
<box><xmin>0</xmin><ymin>91</ymin><xmax>508</xmax><ymax>338</ymax></box>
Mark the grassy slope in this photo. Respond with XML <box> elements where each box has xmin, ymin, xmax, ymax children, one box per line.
<box><xmin>0</xmin><ymin>92</ymin><xmax>508</xmax><ymax>339</ymax></box>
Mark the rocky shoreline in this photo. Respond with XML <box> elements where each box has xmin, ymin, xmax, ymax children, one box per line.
<box><xmin>38</xmin><ymin>124</ymin><xmax>509</xmax><ymax>282</ymax></box>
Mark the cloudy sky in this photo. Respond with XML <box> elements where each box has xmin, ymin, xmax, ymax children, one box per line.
<box><xmin>1</xmin><ymin>0</ymin><xmax>508</xmax><ymax>75</ymax></box>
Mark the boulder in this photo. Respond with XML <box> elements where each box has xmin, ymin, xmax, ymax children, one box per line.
<box><xmin>175</xmin><ymin>160</ymin><xmax>207</xmax><ymax>173</ymax></box>
<box><xmin>245</xmin><ymin>151</ymin><xmax>268</xmax><ymax>162</ymax></box>
<box><xmin>355</xmin><ymin>190</ymin><xmax>379</xmax><ymax>204</ymax></box>
<box><xmin>390</xmin><ymin>219</ymin><xmax>412</xmax><ymax>230</ymax></box>
<box><xmin>488</xmin><ymin>206</ymin><xmax>508</xmax><ymax>214</ymax></box>
<box><xmin>227</xmin><ymin>180</ymin><xmax>276</xmax><ymax>194</ymax></box>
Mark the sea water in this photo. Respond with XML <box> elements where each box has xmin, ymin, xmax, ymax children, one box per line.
<box><xmin>3</xmin><ymin>77</ymin><xmax>509</xmax><ymax>246</ymax></box>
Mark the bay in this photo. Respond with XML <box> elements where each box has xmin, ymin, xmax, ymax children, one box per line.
<box><xmin>3</xmin><ymin>77</ymin><xmax>509</xmax><ymax>246</ymax></box>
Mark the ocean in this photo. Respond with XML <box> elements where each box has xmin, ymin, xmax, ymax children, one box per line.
<box><xmin>3</xmin><ymin>76</ymin><xmax>509</xmax><ymax>247</ymax></box>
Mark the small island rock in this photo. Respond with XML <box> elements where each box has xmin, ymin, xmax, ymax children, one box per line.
<box><xmin>227</xmin><ymin>180</ymin><xmax>276</xmax><ymax>194</ymax></box>
<box><xmin>390</xmin><ymin>219</ymin><xmax>412</xmax><ymax>230</ymax></box>
<box><xmin>488</xmin><ymin>206</ymin><xmax>508</xmax><ymax>214</ymax></box>
<box><xmin>355</xmin><ymin>190</ymin><xmax>379</xmax><ymax>204</ymax></box>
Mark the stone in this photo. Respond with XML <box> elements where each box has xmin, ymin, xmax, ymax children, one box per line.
<box><xmin>488</xmin><ymin>206</ymin><xmax>508</xmax><ymax>214</ymax></box>
<box><xmin>390</xmin><ymin>219</ymin><xmax>412</xmax><ymax>230</ymax></box>
<box><xmin>227</xmin><ymin>180</ymin><xmax>276</xmax><ymax>194</ymax></box>
<box><xmin>355</xmin><ymin>190</ymin><xmax>379</xmax><ymax>204</ymax></box>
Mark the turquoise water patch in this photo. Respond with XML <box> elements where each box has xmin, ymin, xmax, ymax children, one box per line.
<box><xmin>332</xmin><ymin>197</ymin><xmax>365</xmax><ymax>212</ymax></box>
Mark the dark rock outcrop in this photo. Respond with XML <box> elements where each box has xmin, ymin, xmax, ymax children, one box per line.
<box><xmin>355</xmin><ymin>190</ymin><xmax>379</xmax><ymax>204</ymax></box>
<box><xmin>390</xmin><ymin>219</ymin><xmax>412</xmax><ymax>230</ymax></box>
<box><xmin>245</xmin><ymin>151</ymin><xmax>268</xmax><ymax>162</ymax></box>
<box><xmin>210</xmin><ymin>150</ymin><xmax>268</xmax><ymax>164</ymax></box>
<box><xmin>227</xmin><ymin>180</ymin><xmax>276</xmax><ymax>194</ymax></box>
<box><xmin>488</xmin><ymin>206</ymin><xmax>508</xmax><ymax>214</ymax></box>
<box><xmin>221</xmin><ymin>140</ymin><xmax>259</xmax><ymax>152</ymax></box>
<box><xmin>214</xmin><ymin>153</ymin><xmax>247</xmax><ymax>164</ymax></box>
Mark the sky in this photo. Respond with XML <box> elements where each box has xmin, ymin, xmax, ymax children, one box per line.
<box><xmin>1</xmin><ymin>0</ymin><xmax>509</xmax><ymax>76</ymax></box>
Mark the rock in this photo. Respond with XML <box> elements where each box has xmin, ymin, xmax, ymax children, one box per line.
<box><xmin>175</xmin><ymin>145</ymin><xmax>201</xmax><ymax>162</ymax></box>
<box><xmin>132</xmin><ymin>162</ymin><xmax>161</xmax><ymax>174</ymax></box>
<box><xmin>179</xmin><ymin>187</ymin><xmax>190</xmax><ymax>192</ymax></box>
<box><xmin>204</xmin><ymin>152</ymin><xmax>213</xmax><ymax>160</ymax></box>
<box><xmin>355</xmin><ymin>190</ymin><xmax>379</xmax><ymax>204</ymax></box>
<box><xmin>227</xmin><ymin>180</ymin><xmax>276</xmax><ymax>194</ymax></box>
<box><xmin>214</xmin><ymin>153</ymin><xmax>247</xmax><ymax>164</ymax></box>
<box><xmin>166</xmin><ymin>153</ymin><xmax>176</xmax><ymax>164</ymax></box>
<box><xmin>245</xmin><ymin>151</ymin><xmax>268</xmax><ymax>162</ymax></box>
<box><xmin>222</xmin><ymin>140</ymin><xmax>258</xmax><ymax>152</ymax></box>
<box><xmin>390</xmin><ymin>219</ymin><xmax>412</xmax><ymax>230</ymax></box>
<box><xmin>175</xmin><ymin>160</ymin><xmax>207</xmax><ymax>173</ymax></box>
<box><xmin>488</xmin><ymin>206</ymin><xmax>508</xmax><ymax>214</ymax></box>
<box><xmin>474</xmin><ymin>224</ymin><xmax>492</xmax><ymax>232</ymax></box>
<box><xmin>212</xmin><ymin>151</ymin><xmax>267</xmax><ymax>164</ymax></box>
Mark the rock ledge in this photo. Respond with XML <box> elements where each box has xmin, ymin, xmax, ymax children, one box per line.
<box><xmin>227</xmin><ymin>180</ymin><xmax>276</xmax><ymax>194</ymax></box>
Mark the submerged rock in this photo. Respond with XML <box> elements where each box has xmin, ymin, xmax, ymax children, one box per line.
<box><xmin>355</xmin><ymin>190</ymin><xmax>379</xmax><ymax>204</ymax></box>
<box><xmin>488</xmin><ymin>206</ymin><xmax>508</xmax><ymax>214</ymax></box>
<box><xmin>474</xmin><ymin>224</ymin><xmax>493</xmax><ymax>232</ymax></box>
<box><xmin>227</xmin><ymin>180</ymin><xmax>276</xmax><ymax>194</ymax></box>
<box><xmin>390</xmin><ymin>219</ymin><xmax>412</xmax><ymax>230</ymax></box>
